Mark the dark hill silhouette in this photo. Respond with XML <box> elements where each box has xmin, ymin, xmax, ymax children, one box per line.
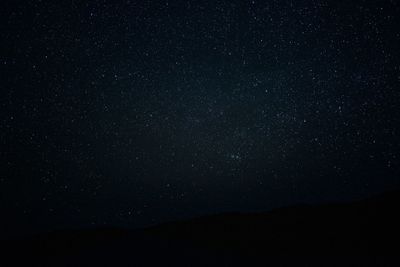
<box><xmin>2</xmin><ymin>190</ymin><xmax>400</xmax><ymax>266</ymax></box>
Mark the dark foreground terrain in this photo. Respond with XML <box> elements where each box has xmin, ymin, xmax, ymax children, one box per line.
<box><xmin>2</xmin><ymin>191</ymin><xmax>400</xmax><ymax>266</ymax></box>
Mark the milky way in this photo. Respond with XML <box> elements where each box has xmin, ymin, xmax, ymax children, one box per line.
<box><xmin>1</xmin><ymin>0</ymin><xmax>400</xmax><ymax>235</ymax></box>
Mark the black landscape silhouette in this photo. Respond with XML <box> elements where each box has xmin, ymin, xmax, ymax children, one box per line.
<box><xmin>3</xmin><ymin>190</ymin><xmax>400</xmax><ymax>266</ymax></box>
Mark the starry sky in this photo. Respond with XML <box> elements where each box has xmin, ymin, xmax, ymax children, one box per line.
<box><xmin>1</xmin><ymin>0</ymin><xmax>400</xmax><ymax>236</ymax></box>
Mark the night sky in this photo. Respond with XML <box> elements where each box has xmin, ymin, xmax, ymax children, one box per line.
<box><xmin>1</xmin><ymin>0</ymin><xmax>400</xmax><ymax>236</ymax></box>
